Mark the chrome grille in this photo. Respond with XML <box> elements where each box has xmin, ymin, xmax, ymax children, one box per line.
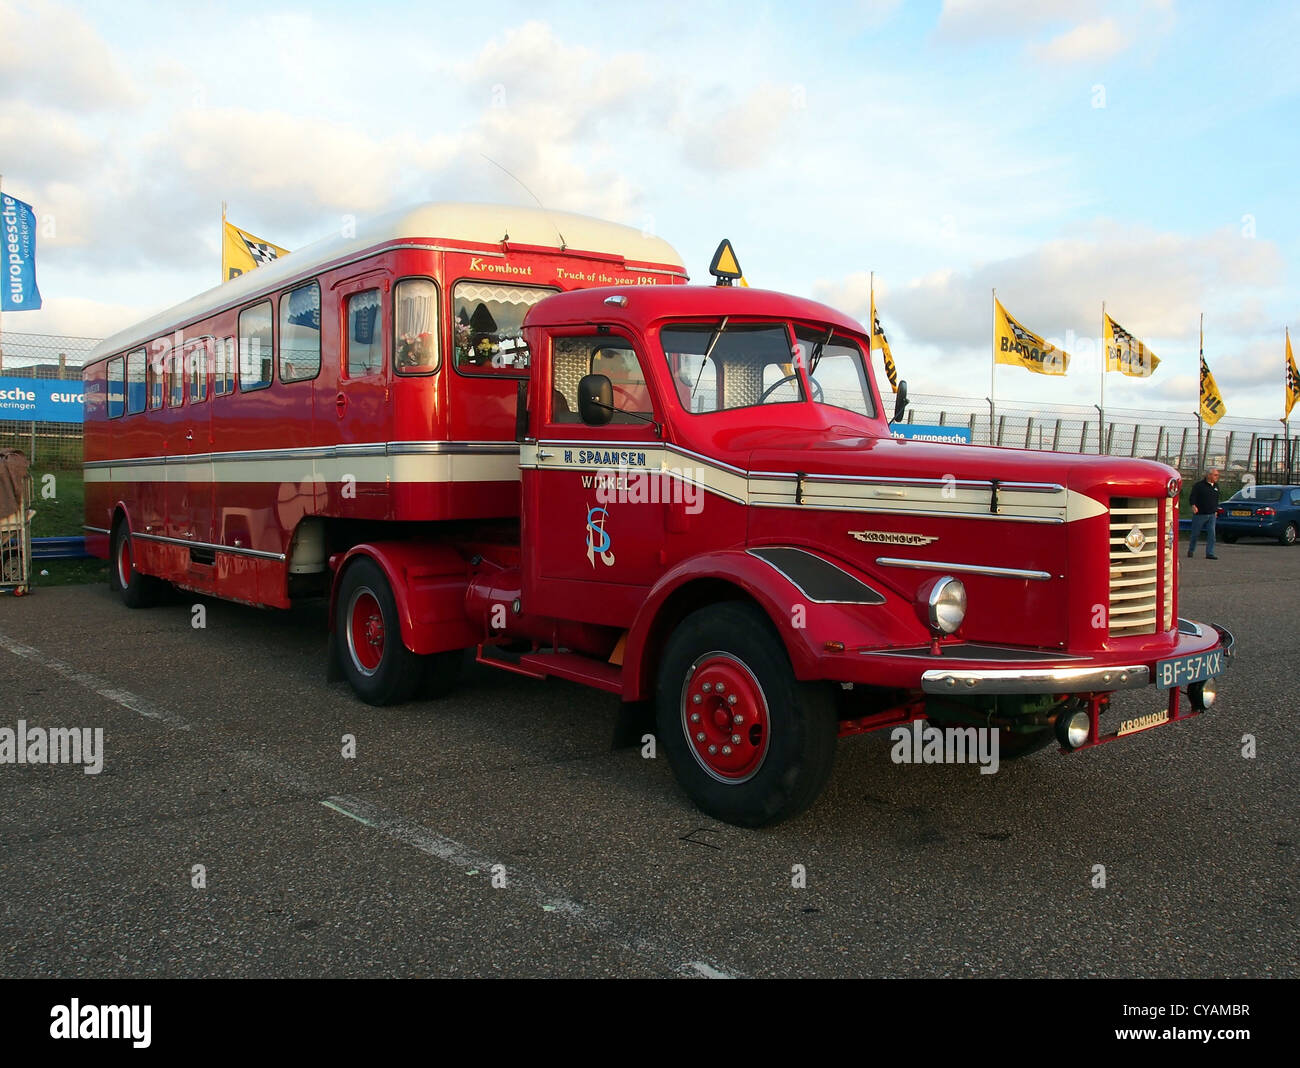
<box><xmin>1162</xmin><ymin>497</ymin><xmax>1175</xmax><ymax>630</ymax></box>
<box><xmin>1109</xmin><ymin>497</ymin><xmax>1160</xmax><ymax>636</ymax></box>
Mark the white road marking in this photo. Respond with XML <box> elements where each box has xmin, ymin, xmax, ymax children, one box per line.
<box><xmin>0</xmin><ymin>631</ymin><xmax>193</xmax><ymax>731</ymax></box>
<box><xmin>321</xmin><ymin>795</ymin><xmax>740</xmax><ymax>978</ymax></box>
<box><xmin>0</xmin><ymin>627</ymin><xmax>741</xmax><ymax>979</ymax></box>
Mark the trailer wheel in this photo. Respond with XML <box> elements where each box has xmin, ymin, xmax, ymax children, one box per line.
<box><xmin>1279</xmin><ymin>523</ymin><xmax>1297</xmax><ymax>546</ymax></box>
<box><xmin>109</xmin><ymin>520</ymin><xmax>162</xmax><ymax>608</ymax></box>
<box><xmin>656</xmin><ymin>602</ymin><xmax>837</xmax><ymax>827</ymax></box>
<box><xmin>336</xmin><ymin>558</ymin><xmax>421</xmax><ymax>706</ymax></box>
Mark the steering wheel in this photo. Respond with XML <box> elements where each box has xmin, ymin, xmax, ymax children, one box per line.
<box><xmin>758</xmin><ymin>372</ymin><xmax>823</xmax><ymax>405</ymax></box>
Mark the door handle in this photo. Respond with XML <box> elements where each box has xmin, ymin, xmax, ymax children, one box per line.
<box><xmin>536</xmin><ymin>449</ymin><xmax>553</xmax><ymax>460</ymax></box>
<box><xmin>185</xmin><ymin>430</ymin><xmax>193</xmax><ymax>442</ymax></box>
<box><xmin>336</xmin><ymin>392</ymin><xmax>348</xmax><ymax>417</ymax></box>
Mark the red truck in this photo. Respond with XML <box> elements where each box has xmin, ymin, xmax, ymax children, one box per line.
<box><xmin>85</xmin><ymin>206</ymin><xmax>1233</xmax><ymax>826</ymax></box>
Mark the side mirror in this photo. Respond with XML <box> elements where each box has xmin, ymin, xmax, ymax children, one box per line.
<box><xmin>892</xmin><ymin>380</ymin><xmax>909</xmax><ymax>424</ymax></box>
<box><xmin>578</xmin><ymin>373</ymin><xmax>614</xmax><ymax>426</ymax></box>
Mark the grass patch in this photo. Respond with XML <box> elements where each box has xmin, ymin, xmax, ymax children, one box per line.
<box><xmin>29</xmin><ymin>469</ymin><xmax>85</xmax><ymax>538</ymax></box>
<box><xmin>28</xmin><ymin>557</ymin><xmax>108</xmax><ymax>587</ymax></box>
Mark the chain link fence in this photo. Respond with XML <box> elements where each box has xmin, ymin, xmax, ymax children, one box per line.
<box><xmin>1</xmin><ymin>332</ymin><xmax>1297</xmax><ymax>532</ymax></box>
<box><xmin>0</xmin><ymin>331</ymin><xmax>97</xmax><ymax>470</ymax></box>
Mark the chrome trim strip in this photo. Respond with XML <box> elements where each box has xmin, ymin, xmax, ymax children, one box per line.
<box><xmin>83</xmin><ymin>525</ymin><xmax>110</xmax><ymax>535</ymax></box>
<box><xmin>84</xmin><ymin>440</ymin><xmax>521</xmax><ymax>470</ymax></box>
<box><xmin>387</xmin><ymin>441</ymin><xmax>521</xmax><ymax>456</ymax></box>
<box><xmin>875</xmin><ymin>557</ymin><xmax>1053</xmax><ymax>580</ymax></box>
<box><xmin>748</xmin><ymin>472</ymin><xmax>1065</xmax><ymax>494</ymax></box>
<box><xmin>745</xmin><ymin>548</ymin><xmax>886</xmax><ymax>605</ymax></box>
<box><xmin>922</xmin><ymin>665</ymin><xmax>1151</xmax><ymax>695</ymax></box>
<box><xmin>133</xmin><ymin>531</ymin><xmax>286</xmax><ymax>561</ymax></box>
<box><xmin>1176</xmin><ymin>618</ymin><xmax>1203</xmax><ymax>637</ymax></box>
<box><xmin>756</xmin><ymin>503</ymin><xmax>1064</xmax><ymax>524</ymax></box>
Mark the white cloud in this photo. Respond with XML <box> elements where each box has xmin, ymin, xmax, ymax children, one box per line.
<box><xmin>0</xmin><ymin>0</ymin><xmax>138</xmax><ymax>110</ymax></box>
<box><xmin>937</xmin><ymin>0</ymin><xmax>1082</xmax><ymax>38</ymax></box>
<box><xmin>1030</xmin><ymin>18</ymin><xmax>1130</xmax><ymax>64</ymax></box>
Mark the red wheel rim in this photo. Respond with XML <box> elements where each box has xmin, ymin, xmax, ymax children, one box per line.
<box><xmin>680</xmin><ymin>652</ymin><xmax>770</xmax><ymax>783</ymax></box>
<box><xmin>116</xmin><ymin>535</ymin><xmax>132</xmax><ymax>588</ymax></box>
<box><xmin>346</xmin><ymin>587</ymin><xmax>385</xmax><ymax>676</ymax></box>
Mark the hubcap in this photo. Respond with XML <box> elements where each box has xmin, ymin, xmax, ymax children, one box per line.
<box><xmin>346</xmin><ymin>587</ymin><xmax>385</xmax><ymax>676</ymax></box>
<box><xmin>681</xmin><ymin>652</ymin><xmax>770</xmax><ymax>783</ymax></box>
<box><xmin>116</xmin><ymin>535</ymin><xmax>132</xmax><ymax>588</ymax></box>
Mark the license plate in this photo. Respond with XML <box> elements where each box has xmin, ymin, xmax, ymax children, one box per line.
<box><xmin>1155</xmin><ymin>649</ymin><xmax>1226</xmax><ymax>689</ymax></box>
<box><xmin>1231</xmin><ymin>509</ymin><xmax>1251</xmax><ymax>516</ymax></box>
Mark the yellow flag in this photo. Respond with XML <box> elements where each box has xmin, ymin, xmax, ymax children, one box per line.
<box><xmin>1285</xmin><ymin>329</ymin><xmax>1299</xmax><ymax>422</ymax></box>
<box><xmin>1104</xmin><ymin>313</ymin><xmax>1160</xmax><ymax>377</ymax></box>
<box><xmin>223</xmin><ymin>220</ymin><xmax>289</xmax><ymax>281</ymax></box>
<box><xmin>870</xmin><ymin>285</ymin><xmax>898</xmax><ymax>394</ymax></box>
<box><xmin>1199</xmin><ymin>353</ymin><xmax>1226</xmax><ymax>425</ymax></box>
<box><xmin>994</xmin><ymin>298</ymin><xmax>1070</xmax><ymax>375</ymax></box>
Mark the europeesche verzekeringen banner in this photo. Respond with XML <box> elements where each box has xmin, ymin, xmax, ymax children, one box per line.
<box><xmin>2</xmin><ymin>193</ymin><xmax>42</xmax><ymax>311</ymax></box>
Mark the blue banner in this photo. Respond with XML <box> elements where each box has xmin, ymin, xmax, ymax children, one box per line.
<box><xmin>0</xmin><ymin>377</ymin><xmax>83</xmax><ymax>423</ymax></box>
<box><xmin>2</xmin><ymin>193</ymin><xmax>42</xmax><ymax>311</ymax></box>
<box><xmin>890</xmin><ymin>423</ymin><xmax>972</xmax><ymax>444</ymax></box>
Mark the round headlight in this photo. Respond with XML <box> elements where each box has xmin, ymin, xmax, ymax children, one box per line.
<box><xmin>923</xmin><ymin>575</ymin><xmax>967</xmax><ymax>635</ymax></box>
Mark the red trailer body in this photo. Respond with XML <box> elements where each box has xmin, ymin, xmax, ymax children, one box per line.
<box><xmin>86</xmin><ymin>216</ymin><xmax>1233</xmax><ymax>826</ymax></box>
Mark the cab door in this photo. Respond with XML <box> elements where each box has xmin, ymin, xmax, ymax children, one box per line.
<box><xmin>524</xmin><ymin>330</ymin><xmax>668</xmax><ymax>625</ymax></box>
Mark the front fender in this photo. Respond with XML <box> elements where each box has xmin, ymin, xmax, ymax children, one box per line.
<box><xmin>622</xmin><ymin>547</ymin><xmax>930</xmax><ymax>701</ymax></box>
<box><xmin>330</xmin><ymin>541</ymin><xmax>476</xmax><ymax>656</ymax></box>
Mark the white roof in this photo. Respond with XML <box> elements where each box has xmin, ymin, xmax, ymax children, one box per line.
<box><xmin>88</xmin><ymin>202</ymin><xmax>686</xmax><ymax>363</ymax></box>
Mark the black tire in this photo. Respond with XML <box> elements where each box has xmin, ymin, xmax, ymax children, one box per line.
<box><xmin>1280</xmin><ymin>523</ymin><xmax>1297</xmax><ymax>546</ymax></box>
<box><xmin>109</xmin><ymin>520</ymin><xmax>163</xmax><ymax>608</ymax></box>
<box><xmin>1222</xmin><ymin>534</ymin><xmax>1238</xmax><ymax>544</ymax></box>
<box><xmin>335</xmin><ymin>558</ymin><xmax>422</xmax><ymax>706</ymax></box>
<box><xmin>656</xmin><ymin>602</ymin><xmax>837</xmax><ymax>827</ymax></box>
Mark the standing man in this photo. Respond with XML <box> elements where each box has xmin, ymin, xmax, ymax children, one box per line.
<box><xmin>1188</xmin><ymin>467</ymin><xmax>1221</xmax><ymax>560</ymax></box>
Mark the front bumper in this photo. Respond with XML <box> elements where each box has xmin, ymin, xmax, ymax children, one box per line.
<box><xmin>917</xmin><ymin>620</ymin><xmax>1233</xmax><ymax>696</ymax></box>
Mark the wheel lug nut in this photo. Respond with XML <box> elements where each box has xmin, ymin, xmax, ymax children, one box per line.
<box><xmin>733</xmin><ymin>713</ymin><xmax>743</xmax><ymax>723</ymax></box>
<box><xmin>731</xmin><ymin>734</ymin><xmax>741</xmax><ymax>744</ymax></box>
<box><xmin>716</xmin><ymin>683</ymin><xmax>726</xmax><ymax>693</ymax></box>
<box><xmin>722</xmin><ymin>745</ymin><xmax>732</xmax><ymax>755</ymax></box>
<box><xmin>708</xmin><ymin>745</ymin><xmax>717</xmax><ymax>754</ymax></box>
<box><xmin>727</xmin><ymin>694</ymin><xmax>737</xmax><ymax>705</ymax></box>
<box><xmin>696</xmin><ymin>732</ymin><xmax>706</xmax><ymax>742</ymax></box>
<box><xmin>690</xmin><ymin>712</ymin><xmax>700</xmax><ymax>723</ymax></box>
<box><xmin>692</xmin><ymin>694</ymin><xmax>702</xmax><ymax>705</ymax></box>
<box><xmin>702</xmin><ymin>683</ymin><xmax>712</xmax><ymax>693</ymax></box>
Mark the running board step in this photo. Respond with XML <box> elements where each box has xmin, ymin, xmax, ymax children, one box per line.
<box><xmin>476</xmin><ymin>645</ymin><xmax>622</xmax><ymax>694</ymax></box>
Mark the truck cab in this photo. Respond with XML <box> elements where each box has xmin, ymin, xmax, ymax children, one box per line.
<box><xmin>333</xmin><ymin>283</ymin><xmax>1234</xmax><ymax>827</ymax></box>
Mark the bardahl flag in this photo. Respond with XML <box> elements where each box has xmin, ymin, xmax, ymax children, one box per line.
<box><xmin>223</xmin><ymin>221</ymin><xmax>288</xmax><ymax>281</ymax></box>
<box><xmin>1104</xmin><ymin>313</ymin><xmax>1160</xmax><ymax>377</ymax></box>
<box><xmin>1199</xmin><ymin>324</ymin><xmax>1226</xmax><ymax>425</ymax></box>
<box><xmin>994</xmin><ymin>299</ymin><xmax>1070</xmax><ymax>375</ymax></box>
<box><xmin>1285</xmin><ymin>328</ymin><xmax>1298</xmax><ymax>422</ymax></box>
<box><xmin>870</xmin><ymin>286</ymin><xmax>898</xmax><ymax>393</ymax></box>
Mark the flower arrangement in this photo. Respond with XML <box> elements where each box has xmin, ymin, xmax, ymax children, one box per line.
<box><xmin>397</xmin><ymin>331</ymin><xmax>436</xmax><ymax>369</ymax></box>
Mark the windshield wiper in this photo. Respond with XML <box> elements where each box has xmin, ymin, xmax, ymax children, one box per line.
<box><xmin>693</xmin><ymin>316</ymin><xmax>730</xmax><ymax>395</ymax></box>
<box><xmin>807</xmin><ymin>325</ymin><xmax>834</xmax><ymax>375</ymax></box>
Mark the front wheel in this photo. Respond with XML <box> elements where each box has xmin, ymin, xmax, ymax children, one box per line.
<box><xmin>1280</xmin><ymin>523</ymin><xmax>1297</xmax><ymax>546</ymax></box>
<box><xmin>109</xmin><ymin>520</ymin><xmax>164</xmax><ymax>608</ymax></box>
<box><xmin>656</xmin><ymin>602</ymin><xmax>837</xmax><ymax>827</ymax></box>
<box><xmin>335</xmin><ymin>558</ymin><xmax>422</xmax><ymax>706</ymax></box>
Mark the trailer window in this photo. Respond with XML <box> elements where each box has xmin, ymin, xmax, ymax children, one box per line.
<box><xmin>347</xmin><ymin>289</ymin><xmax>383</xmax><ymax>377</ymax></box>
<box><xmin>453</xmin><ymin>282</ymin><xmax>555</xmax><ymax>375</ymax></box>
<box><xmin>661</xmin><ymin>323</ymin><xmax>802</xmax><ymax>413</ymax></box>
<box><xmin>167</xmin><ymin>348</ymin><xmax>184</xmax><ymax>407</ymax></box>
<box><xmin>239</xmin><ymin>301</ymin><xmax>274</xmax><ymax>391</ymax></box>
<box><xmin>126</xmin><ymin>349</ymin><xmax>146</xmax><ymax>414</ymax></box>
<box><xmin>146</xmin><ymin>343</ymin><xmax>165</xmax><ymax>410</ymax></box>
<box><xmin>395</xmin><ymin>278</ymin><xmax>440</xmax><ymax>375</ymax></box>
<box><xmin>188</xmin><ymin>338</ymin><xmax>210</xmax><ymax>403</ymax></box>
<box><xmin>214</xmin><ymin>337</ymin><xmax>235</xmax><ymax>396</ymax></box>
<box><xmin>106</xmin><ymin>357</ymin><xmax>125</xmax><ymax>419</ymax></box>
<box><xmin>280</xmin><ymin>282</ymin><xmax>321</xmax><ymax>382</ymax></box>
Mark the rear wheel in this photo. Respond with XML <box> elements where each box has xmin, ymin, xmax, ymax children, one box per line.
<box><xmin>336</xmin><ymin>558</ymin><xmax>422</xmax><ymax>706</ymax></box>
<box><xmin>109</xmin><ymin>520</ymin><xmax>163</xmax><ymax>608</ymax></box>
<box><xmin>656</xmin><ymin>602</ymin><xmax>837</xmax><ymax>827</ymax></box>
<box><xmin>1280</xmin><ymin>523</ymin><xmax>1297</xmax><ymax>546</ymax></box>
<box><xmin>1221</xmin><ymin>534</ymin><xmax>1238</xmax><ymax>544</ymax></box>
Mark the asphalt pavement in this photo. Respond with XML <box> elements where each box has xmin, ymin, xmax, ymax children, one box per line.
<box><xmin>0</xmin><ymin>541</ymin><xmax>1295</xmax><ymax>978</ymax></box>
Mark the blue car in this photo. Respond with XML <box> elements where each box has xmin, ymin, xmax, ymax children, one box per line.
<box><xmin>1216</xmin><ymin>484</ymin><xmax>1300</xmax><ymax>545</ymax></box>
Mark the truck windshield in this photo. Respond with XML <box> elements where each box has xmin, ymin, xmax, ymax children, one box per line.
<box><xmin>661</xmin><ymin>323</ymin><xmax>806</xmax><ymax>413</ymax></box>
<box><xmin>794</xmin><ymin>326</ymin><xmax>876</xmax><ymax>418</ymax></box>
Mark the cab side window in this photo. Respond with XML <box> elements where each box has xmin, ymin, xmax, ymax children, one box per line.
<box><xmin>550</xmin><ymin>337</ymin><xmax>651</xmax><ymax>425</ymax></box>
<box><xmin>347</xmin><ymin>289</ymin><xmax>383</xmax><ymax>377</ymax></box>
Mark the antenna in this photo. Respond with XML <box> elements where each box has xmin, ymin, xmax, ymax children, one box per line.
<box><xmin>480</xmin><ymin>154</ymin><xmax>566</xmax><ymax>250</ymax></box>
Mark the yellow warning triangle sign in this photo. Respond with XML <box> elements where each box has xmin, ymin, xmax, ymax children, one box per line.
<box><xmin>709</xmin><ymin>239</ymin><xmax>744</xmax><ymax>285</ymax></box>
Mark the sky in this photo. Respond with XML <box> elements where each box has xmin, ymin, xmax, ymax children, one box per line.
<box><xmin>2</xmin><ymin>0</ymin><xmax>1297</xmax><ymax>420</ymax></box>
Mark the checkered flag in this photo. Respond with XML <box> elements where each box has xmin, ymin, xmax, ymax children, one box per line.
<box><xmin>242</xmin><ymin>237</ymin><xmax>281</xmax><ymax>266</ymax></box>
